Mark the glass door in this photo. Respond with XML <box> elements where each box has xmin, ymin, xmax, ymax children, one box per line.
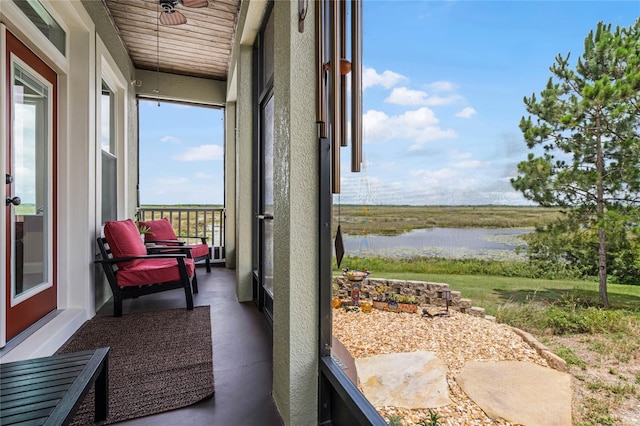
<box><xmin>253</xmin><ymin>8</ymin><xmax>274</xmax><ymax>324</ymax></box>
<box><xmin>257</xmin><ymin>91</ymin><xmax>275</xmax><ymax>322</ymax></box>
<box><xmin>4</xmin><ymin>31</ymin><xmax>57</xmax><ymax>343</ymax></box>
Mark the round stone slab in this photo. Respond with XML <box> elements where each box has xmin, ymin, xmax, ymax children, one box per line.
<box><xmin>355</xmin><ymin>351</ymin><xmax>451</xmax><ymax>409</ymax></box>
<box><xmin>456</xmin><ymin>360</ymin><xmax>572</xmax><ymax>426</ymax></box>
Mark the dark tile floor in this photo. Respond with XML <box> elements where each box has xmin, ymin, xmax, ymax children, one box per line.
<box><xmin>96</xmin><ymin>266</ymin><xmax>283</xmax><ymax>426</ymax></box>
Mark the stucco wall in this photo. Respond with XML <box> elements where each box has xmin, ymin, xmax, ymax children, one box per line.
<box><xmin>234</xmin><ymin>45</ymin><xmax>254</xmax><ymax>302</ymax></box>
<box><xmin>271</xmin><ymin>1</ymin><xmax>319</xmax><ymax>424</ymax></box>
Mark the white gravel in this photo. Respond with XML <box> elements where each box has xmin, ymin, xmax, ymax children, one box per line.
<box><xmin>333</xmin><ymin>306</ymin><xmax>549</xmax><ymax>425</ymax></box>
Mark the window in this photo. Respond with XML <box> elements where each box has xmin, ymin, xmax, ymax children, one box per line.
<box><xmin>100</xmin><ymin>81</ymin><xmax>117</xmax><ymax>222</ymax></box>
<box><xmin>13</xmin><ymin>0</ymin><xmax>66</xmax><ymax>55</ymax></box>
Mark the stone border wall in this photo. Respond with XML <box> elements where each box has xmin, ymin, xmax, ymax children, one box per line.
<box><xmin>333</xmin><ymin>276</ymin><xmax>487</xmax><ymax>318</ymax></box>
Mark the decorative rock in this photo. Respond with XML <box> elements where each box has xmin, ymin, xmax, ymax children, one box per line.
<box><xmin>510</xmin><ymin>327</ymin><xmax>567</xmax><ymax>372</ymax></box>
<box><xmin>355</xmin><ymin>351</ymin><xmax>451</xmax><ymax>409</ymax></box>
<box><xmin>468</xmin><ymin>306</ymin><xmax>486</xmax><ymax>317</ymax></box>
<box><xmin>458</xmin><ymin>298</ymin><xmax>473</xmax><ymax>309</ymax></box>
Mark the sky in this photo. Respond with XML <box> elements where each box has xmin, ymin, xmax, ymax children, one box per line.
<box><xmin>139</xmin><ymin>101</ymin><xmax>224</xmax><ymax>205</ymax></box>
<box><xmin>140</xmin><ymin>1</ymin><xmax>640</xmax><ymax>206</ymax></box>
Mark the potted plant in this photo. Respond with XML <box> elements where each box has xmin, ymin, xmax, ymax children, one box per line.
<box><xmin>135</xmin><ymin>220</ymin><xmax>152</xmax><ymax>243</ymax></box>
<box><xmin>386</xmin><ymin>294</ymin><xmax>418</xmax><ymax>313</ymax></box>
<box><xmin>371</xmin><ymin>284</ymin><xmax>389</xmax><ymax>310</ymax></box>
<box><xmin>342</xmin><ymin>267</ymin><xmax>370</xmax><ymax>281</ymax></box>
<box><xmin>385</xmin><ymin>294</ymin><xmax>400</xmax><ymax>313</ymax></box>
<box><xmin>396</xmin><ymin>294</ymin><xmax>419</xmax><ymax>313</ymax></box>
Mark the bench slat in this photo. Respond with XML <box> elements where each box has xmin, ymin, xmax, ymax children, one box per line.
<box><xmin>0</xmin><ymin>348</ymin><xmax>109</xmax><ymax>426</ymax></box>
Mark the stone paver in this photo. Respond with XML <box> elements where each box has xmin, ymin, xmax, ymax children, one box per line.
<box><xmin>456</xmin><ymin>360</ymin><xmax>572</xmax><ymax>426</ymax></box>
<box><xmin>355</xmin><ymin>351</ymin><xmax>451</xmax><ymax>409</ymax></box>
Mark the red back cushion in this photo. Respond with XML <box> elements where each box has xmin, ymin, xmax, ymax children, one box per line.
<box><xmin>103</xmin><ymin>219</ymin><xmax>147</xmax><ymax>267</ymax></box>
<box><xmin>140</xmin><ymin>218</ymin><xmax>178</xmax><ymax>242</ymax></box>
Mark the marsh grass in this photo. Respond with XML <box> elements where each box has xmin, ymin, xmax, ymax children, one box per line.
<box><xmin>333</xmin><ymin>205</ymin><xmax>563</xmax><ymax>236</ymax></box>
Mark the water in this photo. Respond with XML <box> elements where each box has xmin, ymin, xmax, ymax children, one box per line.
<box><xmin>341</xmin><ymin>227</ymin><xmax>531</xmax><ymax>260</ymax></box>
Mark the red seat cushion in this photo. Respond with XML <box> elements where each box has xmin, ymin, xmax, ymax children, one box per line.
<box><xmin>116</xmin><ymin>258</ymin><xmax>195</xmax><ymax>287</ymax></box>
<box><xmin>139</xmin><ymin>218</ymin><xmax>178</xmax><ymax>243</ymax></box>
<box><xmin>140</xmin><ymin>219</ymin><xmax>209</xmax><ymax>260</ymax></box>
<box><xmin>104</xmin><ymin>219</ymin><xmax>147</xmax><ymax>268</ymax></box>
<box><xmin>188</xmin><ymin>243</ymin><xmax>209</xmax><ymax>259</ymax></box>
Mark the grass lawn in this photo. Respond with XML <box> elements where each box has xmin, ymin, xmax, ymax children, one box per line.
<box><xmin>364</xmin><ymin>271</ymin><xmax>640</xmax><ymax>315</ymax></box>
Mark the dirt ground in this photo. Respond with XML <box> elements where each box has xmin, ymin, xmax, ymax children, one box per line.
<box><xmin>543</xmin><ymin>334</ymin><xmax>640</xmax><ymax>426</ymax></box>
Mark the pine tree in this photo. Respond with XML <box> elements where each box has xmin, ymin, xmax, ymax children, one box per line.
<box><xmin>512</xmin><ymin>19</ymin><xmax>640</xmax><ymax>306</ymax></box>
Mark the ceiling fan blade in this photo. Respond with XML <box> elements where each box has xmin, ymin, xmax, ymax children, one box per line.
<box><xmin>159</xmin><ymin>10</ymin><xmax>187</xmax><ymax>25</ymax></box>
<box><xmin>181</xmin><ymin>0</ymin><xmax>209</xmax><ymax>7</ymax></box>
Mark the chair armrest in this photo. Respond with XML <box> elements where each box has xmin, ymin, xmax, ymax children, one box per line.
<box><xmin>177</xmin><ymin>235</ymin><xmax>209</xmax><ymax>244</ymax></box>
<box><xmin>145</xmin><ymin>239</ymin><xmax>186</xmax><ymax>245</ymax></box>
<box><xmin>147</xmin><ymin>246</ymin><xmax>194</xmax><ymax>258</ymax></box>
<box><xmin>94</xmin><ymin>253</ymin><xmax>187</xmax><ymax>264</ymax></box>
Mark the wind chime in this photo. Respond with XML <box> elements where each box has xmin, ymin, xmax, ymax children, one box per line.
<box><xmin>315</xmin><ymin>0</ymin><xmax>364</xmax><ymax>270</ymax></box>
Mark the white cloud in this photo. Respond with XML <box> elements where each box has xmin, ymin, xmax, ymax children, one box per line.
<box><xmin>453</xmin><ymin>160</ymin><xmax>490</xmax><ymax>169</ymax></box>
<box><xmin>385</xmin><ymin>87</ymin><xmax>430</xmax><ymax>105</ymax></box>
<box><xmin>161</xmin><ymin>136</ymin><xmax>182</xmax><ymax>144</ymax></box>
<box><xmin>336</xmin><ymin>164</ymin><xmax>531</xmax><ymax>206</ymax></box>
<box><xmin>422</xmin><ymin>94</ymin><xmax>463</xmax><ymax>106</ymax></box>
<box><xmin>172</xmin><ymin>145</ymin><xmax>224</xmax><ymax>161</ymax></box>
<box><xmin>362</xmin><ymin>67</ymin><xmax>406</xmax><ymax>90</ymax></box>
<box><xmin>426</xmin><ymin>81</ymin><xmax>458</xmax><ymax>92</ymax></box>
<box><xmin>385</xmin><ymin>87</ymin><xmax>462</xmax><ymax>106</ymax></box>
<box><xmin>456</xmin><ymin>107</ymin><xmax>477</xmax><ymax>118</ymax></box>
<box><xmin>364</xmin><ymin>107</ymin><xmax>457</xmax><ymax>146</ymax></box>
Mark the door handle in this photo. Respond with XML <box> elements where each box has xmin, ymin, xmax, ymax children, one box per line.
<box><xmin>6</xmin><ymin>174</ymin><xmax>13</xmax><ymax>184</ymax></box>
<box><xmin>6</xmin><ymin>196</ymin><xmax>21</xmax><ymax>206</ymax></box>
<box><xmin>257</xmin><ymin>214</ymin><xmax>274</xmax><ymax>220</ymax></box>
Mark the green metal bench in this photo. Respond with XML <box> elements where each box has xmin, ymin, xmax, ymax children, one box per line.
<box><xmin>1</xmin><ymin>347</ymin><xmax>109</xmax><ymax>425</ymax></box>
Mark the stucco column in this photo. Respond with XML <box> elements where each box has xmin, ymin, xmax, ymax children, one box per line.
<box><xmin>224</xmin><ymin>101</ymin><xmax>237</xmax><ymax>269</ymax></box>
<box><xmin>271</xmin><ymin>1</ymin><xmax>319</xmax><ymax>424</ymax></box>
<box><xmin>234</xmin><ymin>46</ymin><xmax>254</xmax><ymax>302</ymax></box>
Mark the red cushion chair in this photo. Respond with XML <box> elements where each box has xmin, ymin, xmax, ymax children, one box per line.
<box><xmin>96</xmin><ymin>219</ymin><xmax>195</xmax><ymax>317</ymax></box>
<box><xmin>139</xmin><ymin>217</ymin><xmax>211</xmax><ymax>272</ymax></box>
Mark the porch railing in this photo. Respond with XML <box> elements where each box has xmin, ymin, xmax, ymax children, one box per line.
<box><xmin>137</xmin><ymin>207</ymin><xmax>225</xmax><ymax>265</ymax></box>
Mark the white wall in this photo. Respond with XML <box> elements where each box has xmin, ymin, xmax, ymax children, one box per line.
<box><xmin>0</xmin><ymin>0</ymin><xmax>137</xmax><ymax>360</ymax></box>
<box><xmin>0</xmin><ymin>0</ymin><xmax>97</xmax><ymax>358</ymax></box>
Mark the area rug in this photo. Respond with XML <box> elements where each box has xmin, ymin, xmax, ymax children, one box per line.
<box><xmin>57</xmin><ymin>306</ymin><xmax>214</xmax><ymax>425</ymax></box>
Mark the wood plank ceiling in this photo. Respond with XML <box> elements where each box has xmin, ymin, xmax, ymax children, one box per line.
<box><xmin>102</xmin><ymin>0</ymin><xmax>240</xmax><ymax>80</ymax></box>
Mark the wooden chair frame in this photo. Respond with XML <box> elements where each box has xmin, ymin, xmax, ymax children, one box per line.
<box><xmin>95</xmin><ymin>237</ymin><xmax>196</xmax><ymax>317</ymax></box>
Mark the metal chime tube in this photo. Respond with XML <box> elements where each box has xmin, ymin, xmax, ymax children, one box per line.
<box><xmin>351</xmin><ymin>0</ymin><xmax>363</xmax><ymax>172</ymax></box>
<box><xmin>339</xmin><ymin>0</ymin><xmax>348</xmax><ymax>147</ymax></box>
<box><xmin>330</xmin><ymin>0</ymin><xmax>341</xmax><ymax>193</ymax></box>
<box><xmin>316</xmin><ymin>0</ymin><xmax>327</xmax><ymax>138</ymax></box>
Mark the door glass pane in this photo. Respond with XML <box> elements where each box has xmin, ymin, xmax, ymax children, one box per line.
<box><xmin>262</xmin><ymin>95</ymin><xmax>274</xmax><ymax>297</ymax></box>
<box><xmin>101</xmin><ymin>82</ymin><xmax>115</xmax><ymax>154</ymax></box>
<box><xmin>13</xmin><ymin>0</ymin><xmax>66</xmax><ymax>55</ymax></box>
<box><xmin>12</xmin><ymin>63</ymin><xmax>49</xmax><ymax>296</ymax></box>
<box><xmin>101</xmin><ymin>81</ymin><xmax>117</xmax><ymax>222</ymax></box>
